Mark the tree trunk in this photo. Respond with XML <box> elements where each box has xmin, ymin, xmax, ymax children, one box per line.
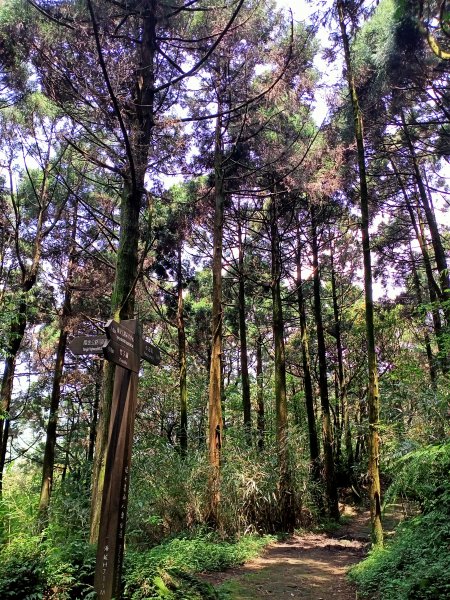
<box><xmin>237</xmin><ymin>209</ymin><xmax>252</xmax><ymax>445</ymax></box>
<box><xmin>295</xmin><ymin>221</ymin><xmax>320</xmax><ymax>468</ymax></box>
<box><xmin>89</xmin><ymin>1</ymin><xmax>157</xmax><ymax>542</ymax></box>
<box><xmin>38</xmin><ymin>200</ymin><xmax>78</xmax><ymax>526</ymax></box>
<box><xmin>270</xmin><ymin>193</ymin><xmax>295</xmax><ymax>532</ymax></box>
<box><xmin>310</xmin><ymin>204</ymin><xmax>340</xmax><ymax>521</ymax></box>
<box><xmin>330</xmin><ymin>250</ymin><xmax>354</xmax><ymax>472</ymax></box>
<box><xmin>391</xmin><ymin>159</ymin><xmax>445</xmax><ymax>359</ymax></box>
<box><xmin>177</xmin><ymin>242</ymin><xmax>188</xmax><ymax>456</ymax></box>
<box><xmin>338</xmin><ymin>0</ymin><xmax>383</xmax><ymax>545</ymax></box>
<box><xmin>88</xmin><ymin>372</ymin><xmax>101</xmax><ymax>463</ymax></box>
<box><xmin>256</xmin><ymin>333</ymin><xmax>265</xmax><ymax>451</ymax></box>
<box><xmin>207</xmin><ymin>111</ymin><xmax>225</xmax><ymax>526</ymax></box>
<box><xmin>410</xmin><ymin>247</ymin><xmax>437</xmax><ymax>386</ymax></box>
<box><xmin>0</xmin><ymin>164</ymin><xmax>49</xmax><ymax>497</ymax></box>
<box><xmin>90</xmin><ymin>177</ymin><xmax>142</xmax><ymax>541</ymax></box>
<box><xmin>401</xmin><ymin>110</ymin><xmax>450</xmax><ymax>326</ymax></box>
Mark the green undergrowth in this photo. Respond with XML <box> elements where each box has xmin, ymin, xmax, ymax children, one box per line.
<box><xmin>349</xmin><ymin>442</ymin><xmax>450</xmax><ymax>599</ymax></box>
<box><xmin>124</xmin><ymin>531</ymin><xmax>274</xmax><ymax>600</ymax></box>
<box><xmin>0</xmin><ymin>534</ymin><xmax>97</xmax><ymax>600</ymax></box>
<box><xmin>0</xmin><ymin>530</ymin><xmax>272</xmax><ymax>599</ymax></box>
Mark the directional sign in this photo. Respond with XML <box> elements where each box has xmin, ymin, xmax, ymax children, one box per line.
<box><xmin>105</xmin><ymin>320</ymin><xmax>136</xmax><ymax>352</ymax></box>
<box><xmin>113</xmin><ymin>319</ymin><xmax>161</xmax><ymax>365</ymax></box>
<box><xmin>140</xmin><ymin>338</ymin><xmax>161</xmax><ymax>365</ymax></box>
<box><xmin>102</xmin><ymin>340</ymin><xmax>140</xmax><ymax>373</ymax></box>
<box><xmin>68</xmin><ymin>335</ymin><xmax>107</xmax><ymax>355</ymax></box>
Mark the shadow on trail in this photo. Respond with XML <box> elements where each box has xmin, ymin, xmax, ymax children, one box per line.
<box><xmin>214</xmin><ymin>530</ymin><xmax>366</xmax><ymax>599</ymax></box>
<box><xmin>201</xmin><ymin>504</ymin><xmax>409</xmax><ymax>599</ymax></box>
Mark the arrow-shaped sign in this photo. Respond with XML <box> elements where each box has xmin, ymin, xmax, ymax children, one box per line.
<box><xmin>140</xmin><ymin>338</ymin><xmax>161</xmax><ymax>365</ymax></box>
<box><xmin>69</xmin><ymin>335</ymin><xmax>107</xmax><ymax>355</ymax></box>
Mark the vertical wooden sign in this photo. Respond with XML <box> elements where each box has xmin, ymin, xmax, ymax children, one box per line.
<box><xmin>69</xmin><ymin>319</ymin><xmax>160</xmax><ymax>599</ymax></box>
<box><xmin>94</xmin><ymin>320</ymin><xmax>140</xmax><ymax>600</ymax></box>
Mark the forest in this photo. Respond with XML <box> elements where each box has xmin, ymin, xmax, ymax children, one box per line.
<box><xmin>0</xmin><ymin>0</ymin><xmax>449</xmax><ymax>598</ymax></box>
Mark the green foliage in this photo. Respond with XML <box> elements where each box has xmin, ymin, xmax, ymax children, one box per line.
<box><xmin>350</xmin><ymin>443</ymin><xmax>450</xmax><ymax>599</ymax></box>
<box><xmin>124</xmin><ymin>532</ymin><xmax>272</xmax><ymax>600</ymax></box>
<box><xmin>0</xmin><ymin>534</ymin><xmax>96</xmax><ymax>600</ymax></box>
<box><xmin>349</xmin><ymin>511</ymin><xmax>450</xmax><ymax>599</ymax></box>
<box><xmin>0</xmin><ymin>469</ymin><xmax>40</xmax><ymax>545</ymax></box>
<box><xmin>0</xmin><ymin>537</ymin><xmax>43</xmax><ymax>599</ymax></box>
<box><xmin>0</xmin><ymin>467</ymin><xmax>95</xmax><ymax>599</ymax></box>
<box><xmin>129</xmin><ymin>428</ymin><xmax>313</xmax><ymax>542</ymax></box>
<box><xmin>384</xmin><ymin>442</ymin><xmax>450</xmax><ymax>512</ymax></box>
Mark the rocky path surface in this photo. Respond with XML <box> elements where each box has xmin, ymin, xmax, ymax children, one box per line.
<box><xmin>202</xmin><ymin>504</ymin><xmax>406</xmax><ymax>599</ymax></box>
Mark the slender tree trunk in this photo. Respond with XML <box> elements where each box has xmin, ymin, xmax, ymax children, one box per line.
<box><xmin>338</xmin><ymin>1</ymin><xmax>383</xmax><ymax>545</ymax></box>
<box><xmin>330</xmin><ymin>250</ymin><xmax>354</xmax><ymax>472</ymax></box>
<box><xmin>207</xmin><ymin>111</ymin><xmax>225</xmax><ymax>526</ymax></box>
<box><xmin>391</xmin><ymin>159</ymin><xmax>445</xmax><ymax>358</ymax></box>
<box><xmin>256</xmin><ymin>333</ymin><xmax>265</xmax><ymax>451</ymax></box>
<box><xmin>177</xmin><ymin>243</ymin><xmax>188</xmax><ymax>456</ymax></box>
<box><xmin>0</xmin><ymin>344</ymin><xmax>19</xmax><ymax>496</ymax></box>
<box><xmin>0</xmin><ymin>164</ymin><xmax>49</xmax><ymax>497</ymax></box>
<box><xmin>295</xmin><ymin>221</ymin><xmax>320</xmax><ymax>468</ymax></box>
<box><xmin>410</xmin><ymin>247</ymin><xmax>437</xmax><ymax>386</ymax></box>
<box><xmin>237</xmin><ymin>210</ymin><xmax>252</xmax><ymax>445</ymax></box>
<box><xmin>38</xmin><ymin>201</ymin><xmax>78</xmax><ymax>526</ymax></box>
<box><xmin>90</xmin><ymin>176</ymin><xmax>142</xmax><ymax>541</ymax></box>
<box><xmin>270</xmin><ymin>193</ymin><xmax>295</xmax><ymax>531</ymax></box>
<box><xmin>401</xmin><ymin>110</ymin><xmax>450</xmax><ymax>328</ymax></box>
<box><xmin>310</xmin><ymin>204</ymin><xmax>340</xmax><ymax>521</ymax></box>
<box><xmin>88</xmin><ymin>372</ymin><xmax>101</xmax><ymax>463</ymax></box>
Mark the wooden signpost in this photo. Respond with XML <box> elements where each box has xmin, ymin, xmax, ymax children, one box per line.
<box><xmin>69</xmin><ymin>319</ymin><xmax>160</xmax><ymax>600</ymax></box>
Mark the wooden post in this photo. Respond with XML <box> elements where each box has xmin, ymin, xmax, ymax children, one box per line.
<box><xmin>94</xmin><ymin>319</ymin><xmax>141</xmax><ymax>599</ymax></box>
<box><xmin>69</xmin><ymin>319</ymin><xmax>160</xmax><ymax>599</ymax></box>
<box><xmin>94</xmin><ymin>365</ymin><xmax>137</xmax><ymax>598</ymax></box>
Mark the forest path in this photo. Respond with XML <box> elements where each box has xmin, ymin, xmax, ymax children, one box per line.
<box><xmin>203</xmin><ymin>503</ymin><xmax>406</xmax><ymax>599</ymax></box>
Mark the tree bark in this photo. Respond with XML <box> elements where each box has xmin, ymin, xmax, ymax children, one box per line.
<box><xmin>207</xmin><ymin>110</ymin><xmax>225</xmax><ymax>526</ymax></box>
<box><xmin>330</xmin><ymin>249</ymin><xmax>354</xmax><ymax>472</ymax></box>
<box><xmin>237</xmin><ymin>209</ymin><xmax>252</xmax><ymax>445</ymax></box>
<box><xmin>0</xmin><ymin>162</ymin><xmax>50</xmax><ymax>497</ymax></box>
<box><xmin>295</xmin><ymin>221</ymin><xmax>320</xmax><ymax>468</ymax></box>
<box><xmin>391</xmin><ymin>159</ymin><xmax>445</xmax><ymax>359</ymax></box>
<box><xmin>177</xmin><ymin>242</ymin><xmax>188</xmax><ymax>456</ymax></box>
<box><xmin>310</xmin><ymin>204</ymin><xmax>340</xmax><ymax>521</ymax></box>
<box><xmin>410</xmin><ymin>247</ymin><xmax>437</xmax><ymax>386</ymax></box>
<box><xmin>38</xmin><ymin>201</ymin><xmax>78</xmax><ymax>525</ymax></box>
<box><xmin>338</xmin><ymin>0</ymin><xmax>383</xmax><ymax>545</ymax></box>
<box><xmin>89</xmin><ymin>1</ymin><xmax>156</xmax><ymax>542</ymax></box>
<box><xmin>270</xmin><ymin>192</ymin><xmax>295</xmax><ymax>531</ymax></box>
<box><xmin>256</xmin><ymin>333</ymin><xmax>265</xmax><ymax>451</ymax></box>
<box><xmin>401</xmin><ymin>110</ymin><xmax>450</xmax><ymax>324</ymax></box>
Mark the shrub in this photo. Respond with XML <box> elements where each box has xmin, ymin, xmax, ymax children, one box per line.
<box><xmin>349</xmin><ymin>511</ymin><xmax>450</xmax><ymax>599</ymax></box>
<box><xmin>0</xmin><ymin>535</ymin><xmax>96</xmax><ymax>600</ymax></box>
<box><xmin>349</xmin><ymin>442</ymin><xmax>450</xmax><ymax>599</ymax></box>
<box><xmin>124</xmin><ymin>531</ymin><xmax>273</xmax><ymax>600</ymax></box>
<box><xmin>129</xmin><ymin>429</ymin><xmax>313</xmax><ymax>543</ymax></box>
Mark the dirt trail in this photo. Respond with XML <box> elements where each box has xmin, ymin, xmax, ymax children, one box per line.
<box><xmin>203</xmin><ymin>504</ymin><xmax>407</xmax><ymax>599</ymax></box>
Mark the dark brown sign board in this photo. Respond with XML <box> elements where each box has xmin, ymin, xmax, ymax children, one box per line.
<box><xmin>103</xmin><ymin>339</ymin><xmax>140</xmax><ymax>373</ymax></box>
<box><xmin>105</xmin><ymin>319</ymin><xmax>136</xmax><ymax>352</ymax></box>
<box><xmin>121</xmin><ymin>319</ymin><xmax>161</xmax><ymax>366</ymax></box>
<box><xmin>140</xmin><ymin>338</ymin><xmax>161</xmax><ymax>366</ymax></box>
<box><xmin>68</xmin><ymin>336</ymin><xmax>107</xmax><ymax>355</ymax></box>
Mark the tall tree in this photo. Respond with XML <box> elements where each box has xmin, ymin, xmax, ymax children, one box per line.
<box><xmin>0</xmin><ymin>98</ymin><xmax>69</xmax><ymax>496</ymax></box>
<box><xmin>310</xmin><ymin>201</ymin><xmax>340</xmax><ymax>520</ymax></box>
<box><xmin>38</xmin><ymin>197</ymin><xmax>78</xmax><ymax>525</ymax></box>
<box><xmin>337</xmin><ymin>0</ymin><xmax>384</xmax><ymax>545</ymax></box>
